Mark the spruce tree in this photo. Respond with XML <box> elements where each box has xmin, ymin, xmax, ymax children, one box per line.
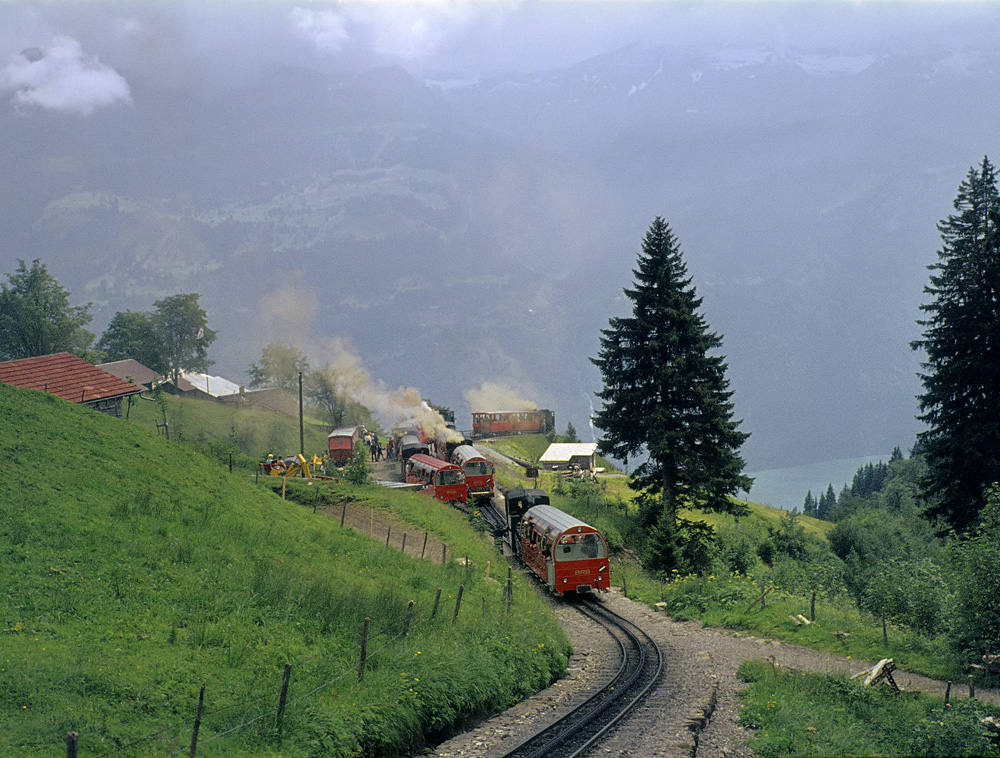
<box><xmin>911</xmin><ymin>157</ymin><xmax>1000</xmax><ymax>532</ymax></box>
<box><xmin>591</xmin><ymin>216</ymin><xmax>751</xmax><ymax>572</ymax></box>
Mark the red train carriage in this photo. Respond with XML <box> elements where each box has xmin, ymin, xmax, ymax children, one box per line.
<box><xmin>404</xmin><ymin>453</ymin><xmax>468</xmax><ymax>504</ymax></box>
<box><xmin>450</xmin><ymin>445</ymin><xmax>494</xmax><ymax>502</ymax></box>
<box><xmin>327</xmin><ymin>426</ymin><xmax>361</xmax><ymax>464</ymax></box>
<box><xmin>517</xmin><ymin>505</ymin><xmax>608</xmax><ymax>595</ymax></box>
<box><xmin>471</xmin><ymin>409</ymin><xmax>555</xmax><ymax>437</ymax></box>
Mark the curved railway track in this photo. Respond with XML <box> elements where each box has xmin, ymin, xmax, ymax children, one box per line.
<box><xmin>496</xmin><ymin>597</ymin><xmax>663</xmax><ymax>758</ymax></box>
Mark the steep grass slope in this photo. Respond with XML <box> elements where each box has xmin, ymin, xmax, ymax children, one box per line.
<box><xmin>0</xmin><ymin>385</ymin><xmax>569</xmax><ymax>757</ymax></box>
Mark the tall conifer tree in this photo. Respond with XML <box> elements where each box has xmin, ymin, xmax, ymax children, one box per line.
<box><xmin>592</xmin><ymin>217</ymin><xmax>751</xmax><ymax>572</ymax></box>
<box><xmin>912</xmin><ymin>157</ymin><xmax>1000</xmax><ymax>532</ymax></box>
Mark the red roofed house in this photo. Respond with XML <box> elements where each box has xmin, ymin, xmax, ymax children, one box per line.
<box><xmin>0</xmin><ymin>352</ymin><xmax>143</xmax><ymax>418</ymax></box>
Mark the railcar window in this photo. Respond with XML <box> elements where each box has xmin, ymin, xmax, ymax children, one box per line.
<box><xmin>465</xmin><ymin>461</ymin><xmax>491</xmax><ymax>476</ymax></box>
<box><xmin>555</xmin><ymin>533</ymin><xmax>607</xmax><ymax>561</ymax></box>
<box><xmin>438</xmin><ymin>469</ymin><xmax>463</xmax><ymax>486</ymax></box>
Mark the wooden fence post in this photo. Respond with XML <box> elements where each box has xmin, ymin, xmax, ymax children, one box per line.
<box><xmin>385</xmin><ymin>526</ymin><xmax>391</xmax><ymax>548</ymax></box>
<box><xmin>401</xmin><ymin>533</ymin><xmax>407</xmax><ymax>555</ymax></box>
<box><xmin>760</xmin><ymin>582</ymin><xmax>766</xmax><ymax>611</ymax></box>
<box><xmin>340</xmin><ymin>500</ymin><xmax>347</xmax><ymax>527</ymax></box>
<box><xmin>66</xmin><ymin>732</ymin><xmax>78</xmax><ymax>758</ymax></box>
<box><xmin>442</xmin><ymin>543</ymin><xmax>447</xmax><ymax>564</ymax></box>
<box><xmin>431</xmin><ymin>588</ymin><xmax>442</xmax><ymax>619</ymax></box>
<box><xmin>453</xmin><ymin>584</ymin><xmax>465</xmax><ymax>622</ymax></box>
<box><xmin>505</xmin><ymin>567</ymin><xmax>513</xmax><ymax>611</ymax></box>
<box><xmin>189</xmin><ymin>683</ymin><xmax>206</xmax><ymax>758</ymax></box>
<box><xmin>969</xmin><ymin>675</ymin><xmax>976</xmax><ymax>699</ymax></box>
<box><xmin>882</xmin><ymin>616</ymin><xmax>888</xmax><ymax>647</ymax></box>
<box><xmin>358</xmin><ymin>618</ymin><xmax>370</xmax><ymax>683</ymax></box>
<box><xmin>276</xmin><ymin>663</ymin><xmax>292</xmax><ymax>739</ymax></box>
<box><xmin>403</xmin><ymin>600</ymin><xmax>415</xmax><ymax>636</ymax></box>
<box><xmin>421</xmin><ymin>531</ymin><xmax>428</xmax><ymax>558</ymax></box>
<box><xmin>811</xmin><ymin>589</ymin><xmax>817</xmax><ymax>622</ymax></box>
<box><xmin>945</xmin><ymin>681</ymin><xmax>952</xmax><ymax>706</ymax></box>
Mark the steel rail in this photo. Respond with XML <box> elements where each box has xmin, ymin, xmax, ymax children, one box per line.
<box><xmin>494</xmin><ymin>598</ymin><xmax>663</xmax><ymax>758</ymax></box>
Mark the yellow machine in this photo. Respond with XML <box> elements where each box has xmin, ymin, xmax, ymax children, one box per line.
<box><xmin>262</xmin><ymin>453</ymin><xmax>331</xmax><ymax>479</ymax></box>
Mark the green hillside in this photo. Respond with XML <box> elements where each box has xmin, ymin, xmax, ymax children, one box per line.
<box><xmin>0</xmin><ymin>385</ymin><xmax>569</xmax><ymax>757</ymax></box>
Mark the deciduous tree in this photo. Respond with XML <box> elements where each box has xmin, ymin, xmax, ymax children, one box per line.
<box><xmin>912</xmin><ymin>157</ymin><xmax>1000</xmax><ymax>532</ymax></box>
<box><xmin>0</xmin><ymin>259</ymin><xmax>94</xmax><ymax>360</ymax></box>
<box><xmin>247</xmin><ymin>343</ymin><xmax>310</xmax><ymax>391</ymax></box>
<box><xmin>96</xmin><ymin>310</ymin><xmax>162</xmax><ymax>370</ymax></box>
<box><xmin>150</xmin><ymin>294</ymin><xmax>216</xmax><ymax>387</ymax></box>
<box><xmin>591</xmin><ymin>217</ymin><xmax>752</xmax><ymax>573</ymax></box>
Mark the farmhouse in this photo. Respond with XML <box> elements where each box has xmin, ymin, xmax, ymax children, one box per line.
<box><xmin>539</xmin><ymin>442</ymin><xmax>599</xmax><ymax>471</ymax></box>
<box><xmin>0</xmin><ymin>352</ymin><xmax>142</xmax><ymax>418</ymax></box>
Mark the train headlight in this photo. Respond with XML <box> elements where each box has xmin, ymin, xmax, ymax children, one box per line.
<box><xmin>563</xmin><ymin>578</ymin><xmax>568</xmax><ymax>584</ymax></box>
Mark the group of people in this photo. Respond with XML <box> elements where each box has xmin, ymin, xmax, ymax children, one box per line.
<box><xmin>363</xmin><ymin>429</ymin><xmax>396</xmax><ymax>462</ymax></box>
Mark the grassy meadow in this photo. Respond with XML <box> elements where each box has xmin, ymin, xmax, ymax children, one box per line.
<box><xmin>0</xmin><ymin>385</ymin><xmax>569</xmax><ymax>757</ymax></box>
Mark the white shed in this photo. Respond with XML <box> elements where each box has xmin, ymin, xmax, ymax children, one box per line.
<box><xmin>539</xmin><ymin>443</ymin><xmax>598</xmax><ymax>471</ymax></box>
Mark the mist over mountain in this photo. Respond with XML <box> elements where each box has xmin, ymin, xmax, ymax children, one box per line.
<box><xmin>3</xmin><ymin>2</ymin><xmax>998</xmax><ymax>471</ymax></box>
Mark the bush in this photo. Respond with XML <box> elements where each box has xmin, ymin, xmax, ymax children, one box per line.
<box><xmin>907</xmin><ymin>699</ymin><xmax>1000</xmax><ymax>757</ymax></box>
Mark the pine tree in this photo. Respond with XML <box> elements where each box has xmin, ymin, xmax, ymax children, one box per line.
<box><xmin>817</xmin><ymin>483</ymin><xmax>836</xmax><ymax>521</ymax></box>
<box><xmin>591</xmin><ymin>217</ymin><xmax>752</xmax><ymax>572</ymax></box>
<box><xmin>912</xmin><ymin>157</ymin><xmax>1000</xmax><ymax>532</ymax></box>
<box><xmin>803</xmin><ymin>490</ymin><xmax>816</xmax><ymax>517</ymax></box>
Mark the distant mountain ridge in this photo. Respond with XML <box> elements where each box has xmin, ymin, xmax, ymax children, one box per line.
<box><xmin>6</xmin><ymin>38</ymin><xmax>998</xmax><ymax>468</ymax></box>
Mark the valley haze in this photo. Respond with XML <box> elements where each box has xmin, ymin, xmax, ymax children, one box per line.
<box><xmin>3</xmin><ymin>0</ymin><xmax>997</xmax><ymax>472</ymax></box>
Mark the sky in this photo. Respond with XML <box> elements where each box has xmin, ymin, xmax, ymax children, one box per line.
<box><xmin>4</xmin><ymin>1</ymin><xmax>997</xmax><ymax>116</ymax></box>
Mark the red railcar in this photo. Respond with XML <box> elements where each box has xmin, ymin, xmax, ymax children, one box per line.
<box><xmin>327</xmin><ymin>426</ymin><xmax>361</xmax><ymax>464</ymax></box>
<box><xmin>471</xmin><ymin>409</ymin><xmax>554</xmax><ymax>438</ymax></box>
<box><xmin>517</xmin><ymin>505</ymin><xmax>608</xmax><ymax>595</ymax></box>
<box><xmin>450</xmin><ymin>445</ymin><xmax>494</xmax><ymax>502</ymax></box>
<box><xmin>404</xmin><ymin>453</ymin><xmax>468</xmax><ymax>504</ymax></box>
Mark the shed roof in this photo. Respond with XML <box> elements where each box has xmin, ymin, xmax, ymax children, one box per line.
<box><xmin>0</xmin><ymin>353</ymin><xmax>142</xmax><ymax>403</ymax></box>
<box><xmin>179</xmin><ymin>370</ymin><xmax>241</xmax><ymax>398</ymax></box>
<box><xmin>97</xmin><ymin>359</ymin><xmax>163</xmax><ymax>388</ymax></box>
<box><xmin>539</xmin><ymin>443</ymin><xmax>598</xmax><ymax>463</ymax></box>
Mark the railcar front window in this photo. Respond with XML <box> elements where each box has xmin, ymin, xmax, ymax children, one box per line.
<box><xmin>556</xmin><ymin>533</ymin><xmax>607</xmax><ymax>561</ymax></box>
<box><xmin>438</xmin><ymin>470</ymin><xmax>463</xmax><ymax>486</ymax></box>
<box><xmin>465</xmin><ymin>461</ymin><xmax>491</xmax><ymax>476</ymax></box>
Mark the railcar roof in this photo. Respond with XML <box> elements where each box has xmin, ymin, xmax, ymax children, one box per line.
<box><xmin>453</xmin><ymin>444</ymin><xmax>484</xmax><ymax>459</ymax></box>
<box><xmin>328</xmin><ymin>426</ymin><xmax>359</xmax><ymax>438</ymax></box>
<box><xmin>523</xmin><ymin>505</ymin><xmax>595</xmax><ymax>534</ymax></box>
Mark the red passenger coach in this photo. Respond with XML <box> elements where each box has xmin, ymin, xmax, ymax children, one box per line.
<box><xmin>450</xmin><ymin>445</ymin><xmax>494</xmax><ymax>502</ymax></box>
<box><xmin>471</xmin><ymin>410</ymin><xmax>554</xmax><ymax>438</ymax></box>
<box><xmin>517</xmin><ymin>505</ymin><xmax>608</xmax><ymax>595</ymax></box>
<box><xmin>327</xmin><ymin>426</ymin><xmax>361</xmax><ymax>464</ymax></box>
<box><xmin>404</xmin><ymin>453</ymin><xmax>468</xmax><ymax>504</ymax></box>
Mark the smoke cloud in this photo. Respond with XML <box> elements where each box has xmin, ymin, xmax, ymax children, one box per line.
<box><xmin>464</xmin><ymin>382</ymin><xmax>538</xmax><ymax>413</ymax></box>
<box><xmin>314</xmin><ymin>336</ymin><xmax>455</xmax><ymax>440</ymax></box>
<box><xmin>1</xmin><ymin>35</ymin><xmax>131</xmax><ymax>115</ymax></box>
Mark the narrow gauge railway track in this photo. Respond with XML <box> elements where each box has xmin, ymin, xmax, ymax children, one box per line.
<box><xmin>496</xmin><ymin>598</ymin><xmax>663</xmax><ymax>758</ymax></box>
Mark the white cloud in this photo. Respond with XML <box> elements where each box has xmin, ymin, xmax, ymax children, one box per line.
<box><xmin>1</xmin><ymin>34</ymin><xmax>130</xmax><ymax>115</ymax></box>
<box><xmin>290</xmin><ymin>8</ymin><xmax>350</xmax><ymax>52</ymax></box>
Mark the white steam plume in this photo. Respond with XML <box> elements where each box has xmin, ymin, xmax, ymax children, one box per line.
<box><xmin>314</xmin><ymin>337</ymin><xmax>457</xmax><ymax>440</ymax></box>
